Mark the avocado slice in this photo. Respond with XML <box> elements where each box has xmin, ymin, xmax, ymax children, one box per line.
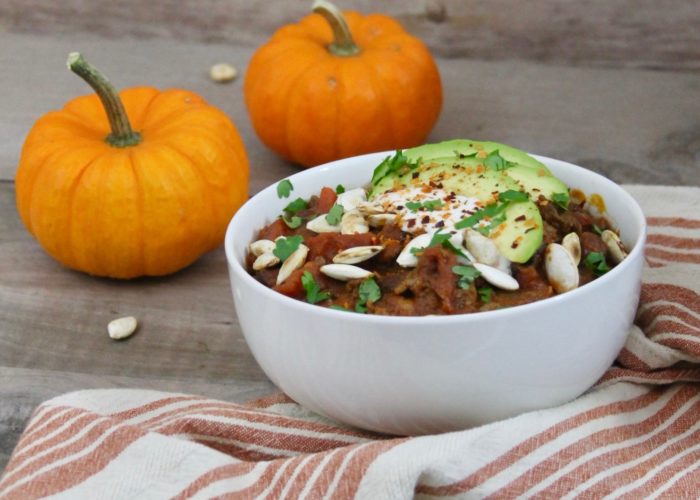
<box><xmin>403</xmin><ymin>139</ymin><xmax>552</xmax><ymax>176</ymax></box>
<box><xmin>371</xmin><ymin>157</ymin><xmax>520</xmax><ymax>204</ymax></box>
<box><xmin>505</xmin><ymin>164</ymin><xmax>569</xmax><ymax>204</ymax></box>
<box><xmin>492</xmin><ymin>201</ymin><xmax>543</xmax><ymax>263</ymax></box>
<box><xmin>370</xmin><ymin>156</ymin><xmax>544</xmax><ymax>262</ymax></box>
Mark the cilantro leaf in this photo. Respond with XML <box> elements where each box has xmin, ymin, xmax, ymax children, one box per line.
<box><xmin>370</xmin><ymin>151</ymin><xmax>419</xmax><ymax>186</ymax></box>
<box><xmin>592</xmin><ymin>223</ymin><xmax>604</xmax><ymax>235</ymax></box>
<box><xmin>282</xmin><ymin>215</ymin><xmax>302</xmax><ymax>229</ymax></box>
<box><xmin>452</xmin><ymin>265</ymin><xmax>481</xmax><ymax>289</ymax></box>
<box><xmin>455</xmin><ymin>210</ymin><xmax>487</xmax><ymax>230</ymax></box>
<box><xmin>284</xmin><ymin>197</ymin><xmax>308</xmax><ymax>214</ymax></box>
<box><xmin>335</xmin><ymin>184</ymin><xmax>346</xmax><ymax>194</ymax></box>
<box><xmin>425</xmin><ymin>231</ymin><xmax>469</xmax><ymax>259</ymax></box>
<box><xmin>498</xmin><ymin>190</ymin><xmax>529</xmax><ymax>203</ymax></box>
<box><xmin>355</xmin><ymin>277</ymin><xmax>381</xmax><ymax>313</ymax></box>
<box><xmin>423</xmin><ymin>199</ymin><xmax>444</xmax><ymax>211</ymax></box>
<box><xmin>584</xmin><ymin>251</ymin><xmax>611</xmax><ymax>275</ymax></box>
<box><xmin>273</xmin><ymin>235</ymin><xmax>303</xmax><ymax>262</ymax></box>
<box><xmin>552</xmin><ymin>192</ymin><xmax>570</xmax><ymax>210</ymax></box>
<box><xmin>406</xmin><ymin>201</ymin><xmax>422</xmax><ymax>212</ymax></box>
<box><xmin>478</xmin><ymin>286</ymin><xmax>493</xmax><ymax>303</ymax></box>
<box><xmin>301</xmin><ymin>271</ymin><xmax>331</xmax><ymax>304</ymax></box>
<box><xmin>325</xmin><ymin>204</ymin><xmax>344</xmax><ymax>225</ymax></box>
<box><xmin>483</xmin><ymin>150</ymin><xmax>513</xmax><ymax>171</ymax></box>
<box><xmin>277</xmin><ymin>179</ymin><xmax>293</xmax><ymax>199</ymax></box>
<box><xmin>477</xmin><ymin>213</ymin><xmax>507</xmax><ymax>236</ymax></box>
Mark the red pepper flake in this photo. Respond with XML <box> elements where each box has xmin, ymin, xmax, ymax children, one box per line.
<box><xmin>435</xmin><ymin>220</ymin><xmax>445</xmax><ymax>228</ymax></box>
<box><xmin>515</xmin><ymin>215</ymin><xmax>526</xmax><ymax>221</ymax></box>
<box><xmin>412</xmin><ymin>171</ymin><xmax>419</xmax><ymax>179</ymax></box>
<box><xmin>407</xmin><ymin>219</ymin><xmax>416</xmax><ymax>228</ymax></box>
<box><xmin>421</xmin><ymin>215</ymin><xmax>430</xmax><ymax>224</ymax></box>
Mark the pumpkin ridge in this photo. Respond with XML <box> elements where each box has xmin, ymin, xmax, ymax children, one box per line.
<box><xmin>126</xmin><ymin>149</ymin><xmax>146</xmax><ymax>274</ymax></box>
<box><xmin>358</xmin><ymin>58</ymin><xmax>396</xmax><ymax>147</ymax></box>
<box><xmin>124</xmin><ymin>87</ymin><xmax>162</xmax><ymax>135</ymax></box>
<box><xmin>159</xmin><ymin>143</ymin><xmax>220</xmax><ymax>252</ymax></box>
<box><xmin>60</xmin><ymin>151</ymin><xmax>108</xmax><ymax>269</ymax></box>
<box><xmin>22</xmin><ymin>143</ymin><xmax>97</xmax><ymax>236</ymax></box>
<box><xmin>253</xmin><ymin>56</ymin><xmax>324</xmax><ymax>161</ymax></box>
<box><xmin>140</xmin><ymin>100</ymin><xmax>213</xmax><ymax>133</ymax></box>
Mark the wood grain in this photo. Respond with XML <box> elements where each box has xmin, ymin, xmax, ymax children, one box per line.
<box><xmin>1</xmin><ymin>0</ymin><xmax>698</xmax><ymax>71</ymax></box>
<box><xmin>1</xmin><ymin>31</ymin><xmax>699</xmax><ymax>184</ymax></box>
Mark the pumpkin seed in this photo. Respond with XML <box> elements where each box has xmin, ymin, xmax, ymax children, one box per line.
<box><xmin>368</xmin><ymin>213</ymin><xmax>398</xmax><ymax>227</ymax></box>
<box><xmin>108</xmin><ymin>316</ymin><xmax>138</xmax><ymax>340</ymax></box>
<box><xmin>356</xmin><ymin>201</ymin><xmax>385</xmax><ymax>216</ymax></box>
<box><xmin>336</xmin><ymin>188</ymin><xmax>367</xmax><ymax>211</ymax></box>
<box><xmin>464</xmin><ymin>229</ymin><xmax>501</xmax><ymax>267</ymax></box>
<box><xmin>545</xmin><ymin>243</ymin><xmax>580</xmax><ymax>294</ymax></box>
<box><xmin>253</xmin><ymin>252</ymin><xmax>280</xmax><ymax>270</ymax></box>
<box><xmin>396</xmin><ymin>233</ymin><xmax>433</xmax><ymax>267</ymax></box>
<box><xmin>249</xmin><ymin>239</ymin><xmax>276</xmax><ymax>257</ymax></box>
<box><xmin>472</xmin><ymin>263</ymin><xmax>520</xmax><ymax>291</ymax></box>
<box><xmin>340</xmin><ymin>209</ymin><xmax>369</xmax><ymax>234</ymax></box>
<box><xmin>320</xmin><ymin>264</ymin><xmax>374</xmax><ymax>281</ymax></box>
<box><xmin>332</xmin><ymin>245</ymin><xmax>384</xmax><ymax>264</ymax></box>
<box><xmin>306</xmin><ymin>214</ymin><xmax>341</xmax><ymax>233</ymax></box>
<box><xmin>209</xmin><ymin>63</ymin><xmax>238</xmax><ymax>83</ymax></box>
<box><xmin>276</xmin><ymin>244</ymin><xmax>309</xmax><ymax>285</ymax></box>
<box><xmin>601</xmin><ymin>230</ymin><xmax>628</xmax><ymax>264</ymax></box>
<box><xmin>561</xmin><ymin>232</ymin><xmax>581</xmax><ymax>265</ymax></box>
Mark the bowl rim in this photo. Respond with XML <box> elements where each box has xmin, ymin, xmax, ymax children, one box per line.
<box><xmin>225</xmin><ymin>151</ymin><xmax>647</xmax><ymax>325</ymax></box>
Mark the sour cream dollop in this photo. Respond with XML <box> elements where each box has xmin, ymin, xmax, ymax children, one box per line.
<box><xmin>372</xmin><ymin>187</ymin><xmax>483</xmax><ymax>235</ymax></box>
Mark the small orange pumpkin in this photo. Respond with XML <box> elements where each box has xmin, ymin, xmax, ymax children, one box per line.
<box><xmin>244</xmin><ymin>0</ymin><xmax>442</xmax><ymax>167</ymax></box>
<box><xmin>15</xmin><ymin>53</ymin><xmax>249</xmax><ymax>279</ymax></box>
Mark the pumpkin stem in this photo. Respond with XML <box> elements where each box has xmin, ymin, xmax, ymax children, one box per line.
<box><xmin>312</xmin><ymin>0</ymin><xmax>360</xmax><ymax>57</ymax></box>
<box><xmin>67</xmin><ymin>52</ymin><xmax>142</xmax><ymax>148</ymax></box>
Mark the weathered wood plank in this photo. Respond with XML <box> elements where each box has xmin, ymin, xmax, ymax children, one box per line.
<box><xmin>1</xmin><ymin>0</ymin><xmax>698</xmax><ymax>71</ymax></box>
<box><xmin>0</xmin><ymin>183</ymin><xmax>271</xmax><ymax>382</ymax></box>
<box><xmin>0</xmin><ymin>367</ymin><xmax>276</xmax><ymax>471</ymax></box>
<box><xmin>2</xmin><ymin>31</ymin><xmax>699</xmax><ymax>185</ymax></box>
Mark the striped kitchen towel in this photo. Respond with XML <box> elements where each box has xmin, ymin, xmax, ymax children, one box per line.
<box><xmin>1</xmin><ymin>185</ymin><xmax>699</xmax><ymax>499</ymax></box>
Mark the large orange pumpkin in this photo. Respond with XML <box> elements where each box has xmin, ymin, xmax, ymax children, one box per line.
<box><xmin>244</xmin><ymin>0</ymin><xmax>442</xmax><ymax>167</ymax></box>
<box><xmin>15</xmin><ymin>53</ymin><xmax>249</xmax><ymax>279</ymax></box>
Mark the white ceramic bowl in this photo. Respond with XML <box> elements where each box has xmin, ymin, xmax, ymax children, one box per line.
<box><xmin>225</xmin><ymin>152</ymin><xmax>646</xmax><ymax>435</ymax></box>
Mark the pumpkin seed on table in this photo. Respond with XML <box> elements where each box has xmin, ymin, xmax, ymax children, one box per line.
<box><xmin>209</xmin><ymin>63</ymin><xmax>238</xmax><ymax>83</ymax></box>
<box><xmin>108</xmin><ymin>316</ymin><xmax>138</xmax><ymax>340</ymax></box>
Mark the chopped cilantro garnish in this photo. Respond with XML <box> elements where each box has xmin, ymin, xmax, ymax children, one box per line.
<box><xmin>406</xmin><ymin>201</ymin><xmax>422</xmax><ymax>212</ymax></box>
<box><xmin>452</xmin><ymin>265</ymin><xmax>481</xmax><ymax>289</ymax></box>
<box><xmin>455</xmin><ymin>210</ymin><xmax>486</xmax><ymax>230</ymax></box>
<box><xmin>355</xmin><ymin>277</ymin><xmax>381</xmax><ymax>313</ymax></box>
<box><xmin>301</xmin><ymin>271</ymin><xmax>331</xmax><ymax>304</ymax></box>
<box><xmin>592</xmin><ymin>223</ymin><xmax>604</xmax><ymax>235</ymax></box>
<box><xmin>277</xmin><ymin>179</ymin><xmax>293</xmax><ymax>199</ymax></box>
<box><xmin>498</xmin><ymin>190</ymin><xmax>529</xmax><ymax>203</ymax></box>
<box><xmin>584</xmin><ymin>251</ymin><xmax>611</xmax><ymax>275</ymax></box>
<box><xmin>483</xmin><ymin>150</ymin><xmax>513</xmax><ymax>171</ymax></box>
<box><xmin>284</xmin><ymin>197</ymin><xmax>308</xmax><ymax>214</ymax></box>
<box><xmin>478</xmin><ymin>286</ymin><xmax>493</xmax><ymax>303</ymax></box>
<box><xmin>370</xmin><ymin>150</ymin><xmax>419</xmax><ymax>186</ymax></box>
<box><xmin>325</xmin><ymin>204</ymin><xmax>344</xmax><ymax>225</ymax></box>
<box><xmin>282</xmin><ymin>215</ymin><xmax>302</xmax><ymax>229</ymax></box>
<box><xmin>552</xmin><ymin>192</ymin><xmax>570</xmax><ymax>210</ymax></box>
<box><xmin>335</xmin><ymin>184</ymin><xmax>346</xmax><ymax>194</ymax></box>
<box><xmin>424</xmin><ymin>231</ymin><xmax>469</xmax><ymax>259</ymax></box>
<box><xmin>477</xmin><ymin>212</ymin><xmax>507</xmax><ymax>236</ymax></box>
<box><xmin>273</xmin><ymin>235</ymin><xmax>303</xmax><ymax>262</ymax></box>
<box><xmin>423</xmin><ymin>199</ymin><xmax>444</xmax><ymax>211</ymax></box>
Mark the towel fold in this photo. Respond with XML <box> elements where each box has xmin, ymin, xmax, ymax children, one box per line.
<box><xmin>2</xmin><ymin>185</ymin><xmax>699</xmax><ymax>499</ymax></box>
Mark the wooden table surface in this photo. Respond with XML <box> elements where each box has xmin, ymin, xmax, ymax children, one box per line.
<box><xmin>1</xmin><ymin>0</ymin><xmax>699</xmax><ymax>471</ymax></box>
